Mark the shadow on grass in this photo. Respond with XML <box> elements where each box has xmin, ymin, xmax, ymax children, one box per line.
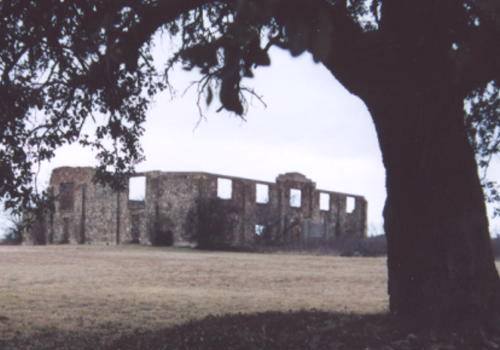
<box><xmin>109</xmin><ymin>310</ymin><xmax>500</xmax><ymax>350</ymax></box>
<box><xmin>109</xmin><ymin>311</ymin><xmax>397</xmax><ymax>350</ymax></box>
<box><xmin>2</xmin><ymin>310</ymin><xmax>498</xmax><ymax>350</ymax></box>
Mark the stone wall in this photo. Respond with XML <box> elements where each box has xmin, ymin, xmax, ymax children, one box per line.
<box><xmin>27</xmin><ymin>167</ymin><xmax>367</xmax><ymax>247</ymax></box>
<box><xmin>144</xmin><ymin>172</ymin><xmax>208</xmax><ymax>246</ymax></box>
<box><xmin>39</xmin><ymin>167</ymin><xmax>130</xmax><ymax>245</ymax></box>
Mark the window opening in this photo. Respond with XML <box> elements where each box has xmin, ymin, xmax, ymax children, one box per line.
<box><xmin>320</xmin><ymin>193</ymin><xmax>330</xmax><ymax>211</ymax></box>
<box><xmin>59</xmin><ymin>182</ymin><xmax>75</xmax><ymax>211</ymax></box>
<box><xmin>129</xmin><ymin>176</ymin><xmax>146</xmax><ymax>201</ymax></box>
<box><xmin>217</xmin><ymin>178</ymin><xmax>232</xmax><ymax>199</ymax></box>
<box><xmin>346</xmin><ymin>196</ymin><xmax>356</xmax><ymax>213</ymax></box>
<box><xmin>289</xmin><ymin>188</ymin><xmax>301</xmax><ymax>208</ymax></box>
<box><xmin>255</xmin><ymin>225</ymin><xmax>265</xmax><ymax>236</ymax></box>
<box><xmin>256</xmin><ymin>184</ymin><xmax>269</xmax><ymax>204</ymax></box>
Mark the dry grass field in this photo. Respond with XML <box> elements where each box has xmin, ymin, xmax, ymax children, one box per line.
<box><xmin>0</xmin><ymin>245</ymin><xmax>388</xmax><ymax>347</ymax></box>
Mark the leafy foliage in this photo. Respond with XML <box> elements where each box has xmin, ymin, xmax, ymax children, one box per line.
<box><xmin>1</xmin><ymin>0</ymin><xmax>498</xmax><ymax>216</ymax></box>
<box><xmin>466</xmin><ymin>81</ymin><xmax>500</xmax><ymax>216</ymax></box>
<box><xmin>189</xmin><ymin>198</ymin><xmax>240</xmax><ymax>250</ymax></box>
<box><xmin>0</xmin><ymin>212</ymin><xmax>23</xmax><ymax>245</ymax></box>
<box><xmin>1</xmin><ymin>0</ymin><xmax>162</xmax><ymax>212</ymax></box>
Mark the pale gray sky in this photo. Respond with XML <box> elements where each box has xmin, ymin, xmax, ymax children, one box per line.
<box><xmin>37</xmin><ymin>46</ymin><xmax>386</xmax><ymax>233</ymax></box>
<box><xmin>2</xmin><ymin>37</ymin><xmax>499</xmax><ymax>237</ymax></box>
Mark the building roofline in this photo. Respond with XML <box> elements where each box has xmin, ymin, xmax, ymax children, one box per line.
<box><xmin>133</xmin><ymin>170</ymin><xmax>366</xmax><ymax>200</ymax></box>
<box><xmin>50</xmin><ymin>167</ymin><xmax>366</xmax><ymax>200</ymax></box>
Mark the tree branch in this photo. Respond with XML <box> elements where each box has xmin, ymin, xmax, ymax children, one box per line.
<box><xmin>272</xmin><ymin>0</ymin><xmax>382</xmax><ymax>97</ymax></box>
<box><xmin>453</xmin><ymin>22</ymin><xmax>500</xmax><ymax>95</ymax></box>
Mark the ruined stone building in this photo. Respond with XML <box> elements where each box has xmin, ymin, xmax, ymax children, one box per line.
<box><xmin>27</xmin><ymin>166</ymin><xmax>367</xmax><ymax>247</ymax></box>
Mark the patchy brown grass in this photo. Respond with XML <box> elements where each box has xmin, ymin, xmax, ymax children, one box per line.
<box><xmin>2</xmin><ymin>246</ymin><xmax>500</xmax><ymax>349</ymax></box>
<box><xmin>0</xmin><ymin>245</ymin><xmax>387</xmax><ymax>347</ymax></box>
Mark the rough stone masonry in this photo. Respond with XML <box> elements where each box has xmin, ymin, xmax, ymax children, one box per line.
<box><xmin>25</xmin><ymin>167</ymin><xmax>367</xmax><ymax>247</ymax></box>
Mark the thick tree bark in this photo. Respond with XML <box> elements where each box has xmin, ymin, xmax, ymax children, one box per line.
<box><xmin>312</xmin><ymin>0</ymin><xmax>500</xmax><ymax>325</ymax></box>
<box><xmin>363</xmin><ymin>85</ymin><xmax>500</xmax><ymax>326</ymax></box>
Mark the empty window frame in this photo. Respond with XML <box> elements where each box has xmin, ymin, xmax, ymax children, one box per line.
<box><xmin>59</xmin><ymin>182</ymin><xmax>75</xmax><ymax>211</ymax></box>
<box><xmin>255</xmin><ymin>224</ymin><xmax>265</xmax><ymax>236</ymax></box>
<box><xmin>319</xmin><ymin>193</ymin><xmax>330</xmax><ymax>211</ymax></box>
<box><xmin>289</xmin><ymin>188</ymin><xmax>301</xmax><ymax>208</ymax></box>
<box><xmin>129</xmin><ymin>176</ymin><xmax>146</xmax><ymax>201</ymax></box>
<box><xmin>217</xmin><ymin>178</ymin><xmax>232</xmax><ymax>199</ymax></box>
<box><xmin>346</xmin><ymin>196</ymin><xmax>356</xmax><ymax>213</ymax></box>
<box><xmin>255</xmin><ymin>183</ymin><xmax>269</xmax><ymax>204</ymax></box>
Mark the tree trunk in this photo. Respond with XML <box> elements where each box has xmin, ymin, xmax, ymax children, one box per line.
<box><xmin>364</xmin><ymin>85</ymin><xmax>500</xmax><ymax>326</ymax></box>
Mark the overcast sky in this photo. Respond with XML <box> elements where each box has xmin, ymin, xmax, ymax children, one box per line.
<box><xmin>2</xmin><ymin>36</ymin><xmax>499</xmax><ymax>237</ymax></box>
